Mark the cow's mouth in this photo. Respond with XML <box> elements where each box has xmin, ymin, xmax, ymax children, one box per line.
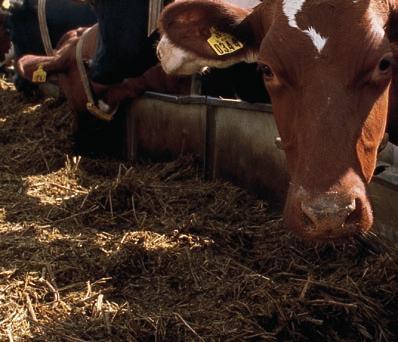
<box><xmin>298</xmin><ymin>217</ymin><xmax>364</xmax><ymax>241</ymax></box>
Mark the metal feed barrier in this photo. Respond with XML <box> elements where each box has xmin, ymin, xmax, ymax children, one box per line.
<box><xmin>125</xmin><ymin>92</ymin><xmax>398</xmax><ymax>246</ymax></box>
<box><xmin>126</xmin><ymin>93</ymin><xmax>288</xmax><ymax>196</ymax></box>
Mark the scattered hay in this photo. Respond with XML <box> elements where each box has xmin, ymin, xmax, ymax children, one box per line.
<box><xmin>0</xmin><ymin>78</ymin><xmax>397</xmax><ymax>341</ymax></box>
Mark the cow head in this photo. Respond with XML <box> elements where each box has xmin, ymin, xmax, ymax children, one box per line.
<box><xmin>157</xmin><ymin>0</ymin><xmax>398</xmax><ymax>241</ymax></box>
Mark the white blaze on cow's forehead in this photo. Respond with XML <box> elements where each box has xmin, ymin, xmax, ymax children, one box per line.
<box><xmin>282</xmin><ymin>0</ymin><xmax>328</xmax><ymax>54</ymax></box>
<box><xmin>282</xmin><ymin>0</ymin><xmax>305</xmax><ymax>28</ymax></box>
<box><xmin>303</xmin><ymin>27</ymin><xmax>327</xmax><ymax>54</ymax></box>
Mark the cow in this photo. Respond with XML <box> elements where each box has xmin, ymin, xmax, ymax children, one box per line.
<box><xmin>15</xmin><ymin>0</ymin><xmax>192</xmax><ymax>156</ymax></box>
<box><xmin>16</xmin><ymin>24</ymin><xmax>192</xmax><ymax>113</ymax></box>
<box><xmin>15</xmin><ymin>0</ymin><xmax>189</xmax><ymax>113</ymax></box>
<box><xmin>156</xmin><ymin>0</ymin><xmax>398</xmax><ymax>241</ymax></box>
<box><xmin>5</xmin><ymin>0</ymin><xmax>96</xmax><ymax>92</ymax></box>
<box><xmin>15</xmin><ymin>24</ymin><xmax>144</xmax><ymax>156</ymax></box>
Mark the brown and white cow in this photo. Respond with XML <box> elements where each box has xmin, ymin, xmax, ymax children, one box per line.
<box><xmin>157</xmin><ymin>0</ymin><xmax>398</xmax><ymax>240</ymax></box>
<box><xmin>17</xmin><ymin>26</ymin><xmax>98</xmax><ymax>113</ymax></box>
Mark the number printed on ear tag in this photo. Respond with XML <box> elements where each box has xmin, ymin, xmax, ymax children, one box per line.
<box><xmin>32</xmin><ymin>65</ymin><xmax>47</xmax><ymax>83</ymax></box>
<box><xmin>207</xmin><ymin>27</ymin><xmax>244</xmax><ymax>56</ymax></box>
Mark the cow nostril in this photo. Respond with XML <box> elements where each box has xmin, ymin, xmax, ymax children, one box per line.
<box><xmin>345</xmin><ymin>200</ymin><xmax>356</xmax><ymax>214</ymax></box>
<box><xmin>301</xmin><ymin>211</ymin><xmax>316</xmax><ymax>231</ymax></box>
<box><xmin>301</xmin><ymin>198</ymin><xmax>356</xmax><ymax>231</ymax></box>
<box><xmin>346</xmin><ymin>198</ymin><xmax>362</xmax><ymax>225</ymax></box>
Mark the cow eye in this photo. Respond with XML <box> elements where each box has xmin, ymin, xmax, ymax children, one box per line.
<box><xmin>379</xmin><ymin>57</ymin><xmax>392</xmax><ymax>73</ymax></box>
<box><xmin>369</xmin><ymin>53</ymin><xmax>394</xmax><ymax>84</ymax></box>
<box><xmin>259</xmin><ymin>64</ymin><xmax>274</xmax><ymax>80</ymax></box>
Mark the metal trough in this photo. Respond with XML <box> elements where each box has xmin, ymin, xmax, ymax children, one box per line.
<box><xmin>126</xmin><ymin>93</ymin><xmax>207</xmax><ymax>162</ymax></box>
<box><xmin>126</xmin><ymin>92</ymin><xmax>398</xmax><ymax>246</ymax></box>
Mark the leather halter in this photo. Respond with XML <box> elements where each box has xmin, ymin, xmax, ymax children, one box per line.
<box><xmin>38</xmin><ymin>1</ymin><xmax>116</xmax><ymax>121</ymax></box>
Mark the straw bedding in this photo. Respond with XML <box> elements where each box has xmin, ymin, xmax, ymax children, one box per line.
<box><xmin>0</xmin><ymin>78</ymin><xmax>397</xmax><ymax>341</ymax></box>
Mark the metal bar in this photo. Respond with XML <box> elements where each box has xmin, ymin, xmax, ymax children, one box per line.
<box><xmin>205</xmin><ymin>105</ymin><xmax>216</xmax><ymax>180</ymax></box>
<box><xmin>147</xmin><ymin>0</ymin><xmax>163</xmax><ymax>36</ymax></box>
<box><xmin>190</xmin><ymin>75</ymin><xmax>202</xmax><ymax>95</ymax></box>
<box><xmin>141</xmin><ymin>91</ymin><xmax>273</xmax><ymax>112</ymax></box>
<box><xmin>38</xmin><ymin>0</ymin><xmax>54</xmax><ymax>56</ymax></box>
<box><xmin>141</xmin><ymin>92</ymin><xmax>208</xmax><ymax>105</ymax></box>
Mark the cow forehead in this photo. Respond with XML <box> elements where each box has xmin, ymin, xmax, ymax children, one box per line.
<box><xmin>259</xmin><ymin>0</ymin><xmax>389</xmax><ymax>77</ymax></box>
<box><xmin>282</xmin><ymin>0</ymin><xmax>329</xmax><ymax>54</ymax></box>
<box><xmin>280</xmin><ymin>0</ymin><xmax>386</xmax><ymax>31</ymax></box>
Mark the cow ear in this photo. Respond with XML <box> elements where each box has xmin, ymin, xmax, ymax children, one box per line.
<box><xmin>159</xmin><ymin>0</ymin><xmax>262</xmax><ymax>62</ymax></box>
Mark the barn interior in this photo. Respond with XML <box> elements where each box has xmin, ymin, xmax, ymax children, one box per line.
<box><xmin>0</xmin><ymin>0</ymin><xmax>398</xmax><ymax>341</ymax></box>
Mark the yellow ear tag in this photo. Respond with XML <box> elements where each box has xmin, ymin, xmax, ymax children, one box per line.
<box><xmin>207</xmin><ymin>27</ymin><xmax>244</xmax><ymax>56</ymax></box>
<box><xmin>32</xmin><ymin>65</ymin><xmax>47</xmax><ymax>83</ymax></box>
<box><xmin>2</xmin><ymin>0</ymin><xmax>10</xmax><ymax>9</ymax></box>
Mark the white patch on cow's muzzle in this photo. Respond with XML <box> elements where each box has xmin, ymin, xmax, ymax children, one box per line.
<box><xmin>157</xmin><ymin>35</ymin><xmax>207</xmax><ymax>75</ymax></box>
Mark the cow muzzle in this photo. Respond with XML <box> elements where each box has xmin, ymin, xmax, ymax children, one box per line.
<box><xmin>286</xmin><ymin>183</ymin><xmax>373</xmax><ymax>241</ymax></box>
<box><xmin>301</xmin><ymin>195</ymin><xmax>357</xmax><ymax>232</ymax></box>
